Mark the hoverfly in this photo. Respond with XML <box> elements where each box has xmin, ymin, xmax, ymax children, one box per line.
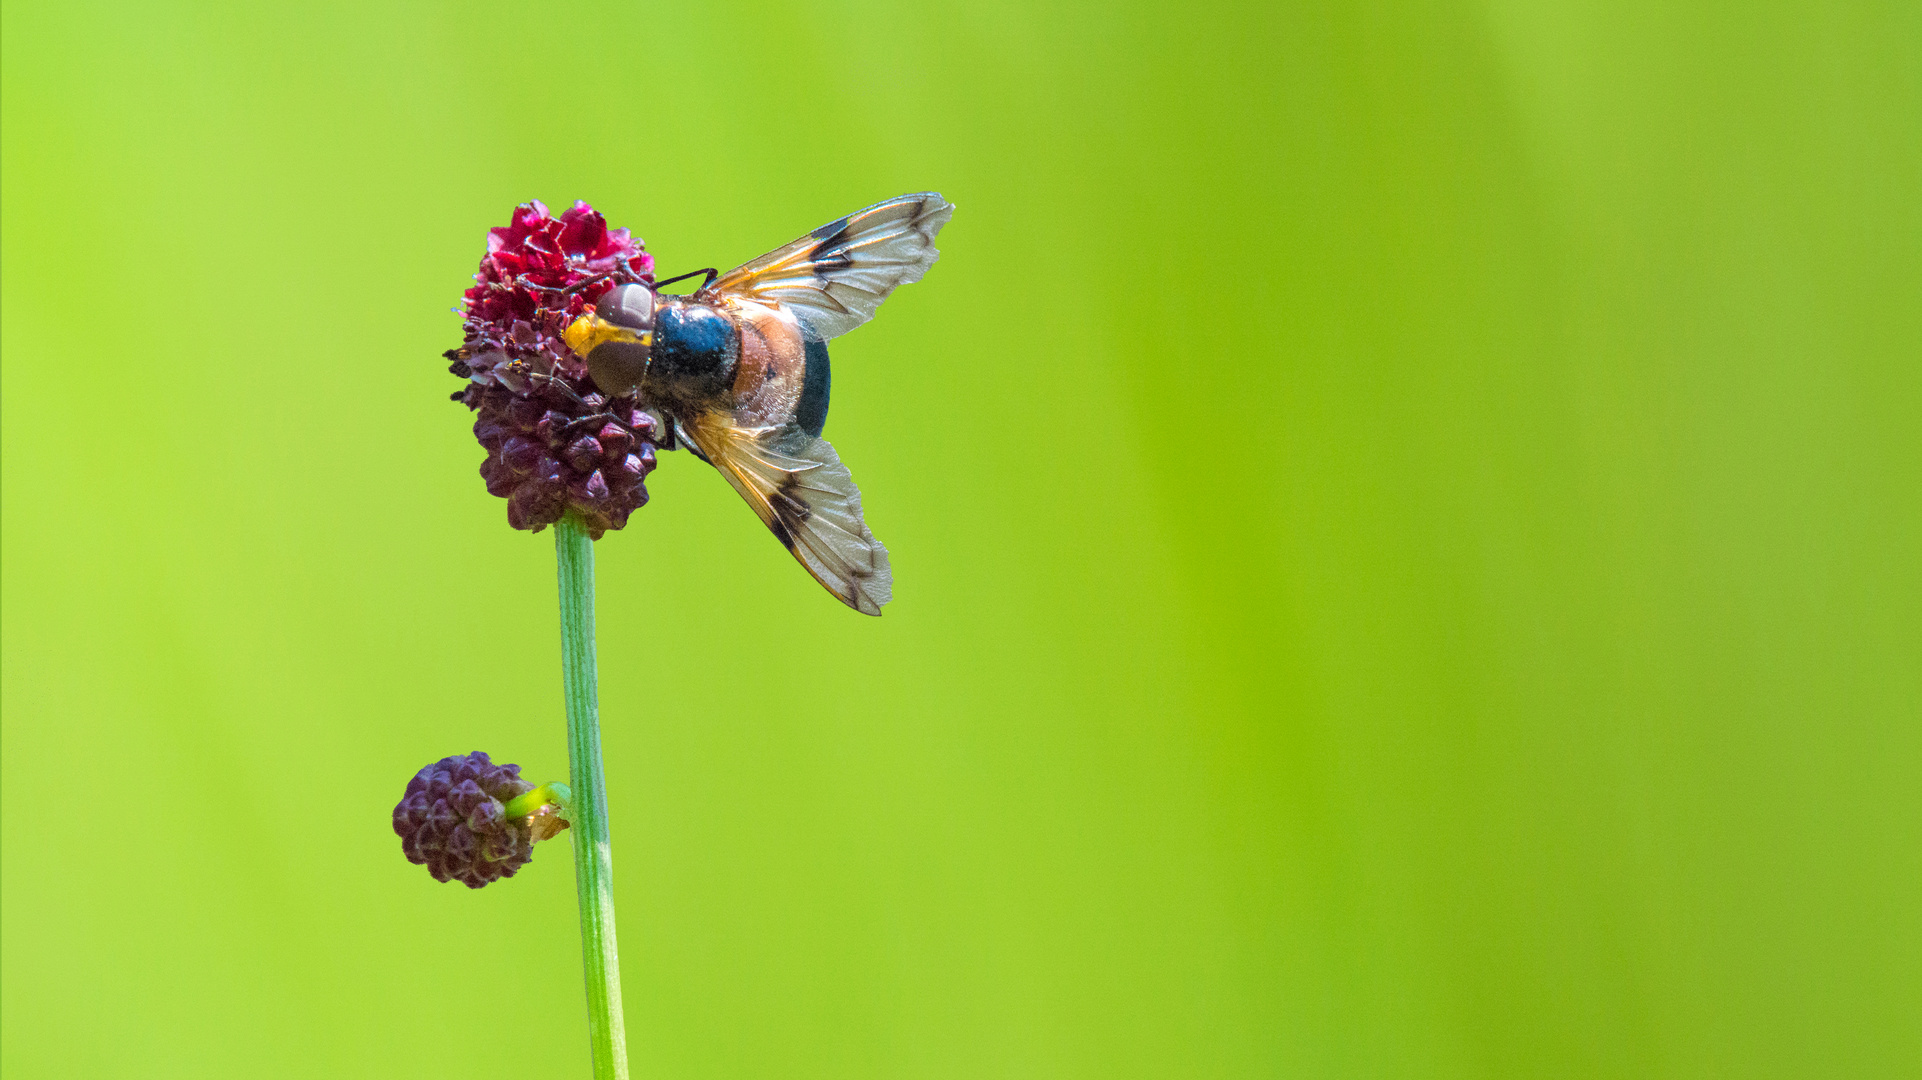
<box><xmin>562</xmin><ymin>193</ymin><xmax>952</xmax><ymax>615</ymax></box>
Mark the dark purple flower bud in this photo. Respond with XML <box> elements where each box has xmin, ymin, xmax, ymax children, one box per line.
<box><xmin>501</xmin><ymin>436</ymin><xmax>542</xmax><ymax>475</ymax></box>
<box><xmin>480</xmin><ymin>457</ymin><xmax>517</xmax><ymax>497</ymax></box>
<box><xmin>598</xmin><ymin>423</ymin><xmax>634</xmax><ymax>458</ymax></box>
<box><xmin>473</xmin><ymin>418</ymin><xmax>510</xmax><ymax>447</ymax></box>
<box><xmin>446</xmin><ymin>825</ymin><xmax>476</xmax><ymax>863</ymax></box>
<box><xmin>450</xmin><ymin>779</ymin><xmax>485</xmax><ymax>816</ymax></box>
<box><xmin>394</xmin><ymin>790</ymin><xmax>429</xmax><ymax>828</ymax></box>
<box><xmin>506</xmin><ymin>397</ymin><xmax>546</xmax><ymax>430</ymax></box>
<box><xmin>392</xmin><ymin>752</ymin><xmax>565</xmax><ymax>889</ymax></box>
<box><xmin>483</xmin><ymin>830</ymin><xmax>520</xmax><ymax>862</ymax></box>
<box><xmin>448</xmin><ymin>200</ymin><xmax>659</xmax><ymax>538</ymax></box>
<box><xmin>468</xmin><ymin>799</ymin><xmax>503</xmax><ymax>831</ymax></box>
<box><xmin>507</xmin><ymin>485</ymin><xmax>558</xmax><ymax>531</ymax></box>
<box><xmin>564</xmin><ymin>435</ymin><xmax>604</xmax><ymax>472</ymax></box>
<box><xmin>573</xmin><ymin>470</ymin><xmax>611</xmax><ymax>503</ymax></box>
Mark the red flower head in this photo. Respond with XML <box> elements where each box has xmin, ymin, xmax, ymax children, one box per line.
<box><xmin>448</xmin><ymin>201</ymin><xmax>660</xmax><ymax>538</ymax></box>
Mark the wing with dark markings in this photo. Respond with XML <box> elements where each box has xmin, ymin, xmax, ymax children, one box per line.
<box><xmin>678</xmin><ymin>410</ymin><xmax>893</xmax><ymax>615</ymax></box>
<box><xmin>704</xmin><ymin>193</ymin><xmax>953</xmax><ymax>341</ymax></box>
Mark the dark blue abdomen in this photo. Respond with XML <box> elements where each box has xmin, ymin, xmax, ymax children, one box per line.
<box><xmin>796</xmin><ymin>339</ymin><xmax>831</xmax><ymax>437</ymax></box>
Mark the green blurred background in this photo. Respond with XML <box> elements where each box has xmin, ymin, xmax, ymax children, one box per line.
<box><xmin>3</xmin><ymin>0</ymin><xmax>1917</xmax><ymax>1076</ymax></box>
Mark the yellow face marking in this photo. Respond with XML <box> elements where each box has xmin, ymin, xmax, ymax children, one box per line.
<box><xmin>562</xmin><ymin>312</ymin><xmax>650</xmax><ymax>360</ymax></box>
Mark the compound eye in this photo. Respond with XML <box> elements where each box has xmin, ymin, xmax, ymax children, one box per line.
<box><xmin>595</xmin><ymin>284</ymin><xmax>655</xmax><ymax>332</ymax></box>
<box><xmin>586</xmin><ymin>339</ymin><xmax>651</xmax><ymax>397</ymax></box>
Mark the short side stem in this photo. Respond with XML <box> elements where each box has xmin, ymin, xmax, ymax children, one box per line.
<box><xmin>555</xmin><ymin>512</ymin><xmax>629</xmax><ymax>1080</ymax></box>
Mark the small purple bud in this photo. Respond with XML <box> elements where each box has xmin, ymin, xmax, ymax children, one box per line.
<box><xmin>393</xmin><ymin>753</ymin><xmax>566</xmax><ymax>888</ymax></box>
<box><xmin>393</xmin><ymin>791</ymin><xmax>430</xmax><ymax>836</ymax></box>
<box><xmin>480</xmin><ymin>764</ymin><xmax>524</xmax><ymax>796</ymax></box>
<box><xmin>473</xmin><ymin>418</ymin><xmax>510</xmax><ymax>447</ymax></box>
<box><xmin>450</xmin><ymin>779</ymin><xmax>486</xmax><ymax>816</ymax></box>
<box><xmin>573</xmin><ymin>470</ymin><xmax>611</xmax><ymax>503</ymax></box>
<box><xmin>507</xmin><ymin>485</ymin><xmax>555</xmax><ymax>530</ymax></box>
<box><xmin>506</xmin><ymin>397</ymin><xmax>546</xmax><ymax>429</ymax></box>
<box><xmin>564</xmin><ymin>435</ymin><xmax>604</xmax><ymax>472</ymax></box>
<box><xmin>483</xmin><ymin>829</ymin><xmax>520</xmax><ymax>862</ymax></box>
<box><xmin>480</xmin><ymin>457</ymin><xmax>517</xmax><ymax>497</ymax></box>
<box><xmin>467</xmin><ymin>799</ymin><xmax>504</xmax><ymax>831</ymax></box>
<box><xmin>446</xmin><ymin>825</ymin><xmax>476</xmax><ymax>863</ymax></box>
<box><xmin>501</xmin><ymin>436</ymin><xmax>543</xmax><ymax>475</ymax></box>
<box><xmin>598</xmin><ymin>423</ymin><xmax>634</xmax><ymax>457</ymax></box>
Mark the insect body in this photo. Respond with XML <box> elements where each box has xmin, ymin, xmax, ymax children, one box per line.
<box><xmin>562</xmin><ymin>192</ymin><xmax>953</xmax><ymax>615</ymax></box>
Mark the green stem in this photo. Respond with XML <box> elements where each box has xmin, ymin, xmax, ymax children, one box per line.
<box><xmin>501</xmin><ymin>782</ymin><xmax>571</xmax><ymax>822</ymax></box>
<box><xmin>555</xmin><ymin>512</ymin><xmax>629</xmax><ymax>1080</ymax></box>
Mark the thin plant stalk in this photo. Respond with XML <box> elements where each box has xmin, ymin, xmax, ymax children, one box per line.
<box><xmin>555</xmin><ymin>511</ymin><xmax>629</xmax><ymax>1080</ymax></box>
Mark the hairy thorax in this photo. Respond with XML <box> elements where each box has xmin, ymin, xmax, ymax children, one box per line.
<box><xmin>640</xmin><ymin>298</ymin><xmax>739</xmax><ymax>409</ymax></box>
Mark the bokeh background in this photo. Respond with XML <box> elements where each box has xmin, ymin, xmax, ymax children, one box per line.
<box><xmin>3</xmin><ymin>1</ymin><xmax>1917</xmax><ymax>1077</ymax></box>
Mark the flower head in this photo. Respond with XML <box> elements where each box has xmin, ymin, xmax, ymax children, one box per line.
<box><xmin>392</xmin><ymin>751</ymin><xmax>557</xmax><ymax>888</ymax></box>
<box><xmin>448</xmin><ymin>201</ymin><xmax>660</xmax><ymax>538</ymax></box>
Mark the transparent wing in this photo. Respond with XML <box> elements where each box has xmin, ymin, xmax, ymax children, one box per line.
<box><xmin>705</xmin><ymin>193</ymin><xmax>952</xmax><ymax>341</ymax></box>
<box><xmin>679</xmin><ymin>411</ymin><xmax>893</xmax><ymax>615</ymax></box>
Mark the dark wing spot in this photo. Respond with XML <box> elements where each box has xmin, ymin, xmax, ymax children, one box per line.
<box><xmin>809</xmin><ymin>242</ymin><xmax>854</xmax><ymax>276</ymax></box>
<box><xmin>769</xmin><ymin>483</ymin><xmax>812</xmax><ymax>526</ymax></box>
<box><xmin>807</xmin><ymin>221</ymin><xmax>855</xmax><ymax>275</ymax></box>
<box><xmin>767</xmin><ymin>515</ymin><xmax>796</xmax><ymax>550</ymax></box>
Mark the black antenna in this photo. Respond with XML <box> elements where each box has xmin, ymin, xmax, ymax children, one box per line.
<box><xmin>652</xmin><ymin>267</ymin><xmax>718</xmax><ymax>292</ymax></box>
